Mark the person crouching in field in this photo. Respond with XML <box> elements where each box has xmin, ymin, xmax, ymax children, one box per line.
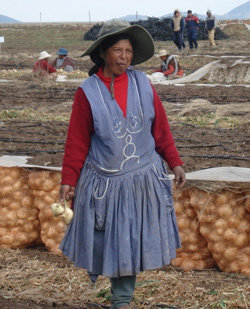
<box><xmin>59</xmin><ymin>19</ymin><xmax>185</xmax><ymax>309</ymax></box>
<box><xmin>205</xmin><ymin>10</ymin><xmax>217</xmax><ymax>47</ymax></box>
<box><xmin>155</xmin><ymin>49</ymin><xmax>184</xmax><ymax>79</ymax></box>
<box><xmin>51</xmin><ymin>48</ymin><xmax>75</xmax><ymax>72</ymax></box>
<box><xmin>33</xmin><ymin>51</ymin><xmax>57</xmax><ymax>78</ymax></box>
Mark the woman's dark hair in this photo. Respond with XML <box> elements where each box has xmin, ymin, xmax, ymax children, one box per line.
<box><xmin>88</xmin><ymin>33</ymin><xmax>134</xmax><ymax>76</ymax></box>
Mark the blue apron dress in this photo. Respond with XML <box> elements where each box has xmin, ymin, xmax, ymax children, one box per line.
<box><xmin>60</xmin><ymin>69</ymin><xmax>181</xmax><ymax>278</ymax></box>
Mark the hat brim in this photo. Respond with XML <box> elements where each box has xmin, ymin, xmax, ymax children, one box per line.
<box><xmin>38</xmin><ymin>55</ymin><xmax>51</xmax><ymax>60</ymax></box>
<box><xmin>81</xmin><ymin>24</ymin><xmax>154</xmax><ymax>66</ymax></box>
<box><xmin>156</xmin><ymin>53</ymin><xmax>168</xmax><ymax>58</ymax></box>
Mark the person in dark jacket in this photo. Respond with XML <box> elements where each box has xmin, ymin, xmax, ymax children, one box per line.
<box><xmin>171</xmin><ymin>9</ymin><xmax>186</xmax><ymax>51</ymax></box>
<box><xmin>185</xmin><ymin>10</ymin><xmax>200</xmax><ymax>49</ymax></box>
<box><xmin>205</xmin><ymin>9</ymin><xmax>217</xmax><ymax>46</ymax></box>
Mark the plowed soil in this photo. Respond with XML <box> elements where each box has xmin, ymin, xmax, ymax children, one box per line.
<box><xmin>1</xmin><ymin>80</ymin><xmax>249</xmax><ymax>172</ymax></box>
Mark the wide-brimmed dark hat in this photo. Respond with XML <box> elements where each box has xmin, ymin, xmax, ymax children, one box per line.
<box><xmin>81</xmin><ymin>19</ymin><xmax>155</xmax><ymax>65</ymax></box>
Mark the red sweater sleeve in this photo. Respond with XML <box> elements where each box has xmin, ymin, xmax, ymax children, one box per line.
<box><xmin>151</xmin><ymin>86</ymin><xmax>184</xmax><ymax>169</ymax></box>
<box><xmin>163</xmin><ymin>64</ymin><xmax>175</xmax><ymax>76</ymax></box>
<box><xmin>47</xmin><ymin>63</ymin><xmax>57</xmax><ymax>73</ymax></box>
<box><xmin>61</xmin><ymin>88</ymin><xmax>94</xmax><ymax>186</ymax></box>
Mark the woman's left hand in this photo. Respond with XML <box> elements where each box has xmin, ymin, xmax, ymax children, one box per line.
<box><xmin>172</xmin><ymin>165</ymin><xmax>186</xmax><ymax>188</ymax></box>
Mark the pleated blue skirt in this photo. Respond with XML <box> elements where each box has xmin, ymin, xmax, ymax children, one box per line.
<box><xmin>60</xmin><ymin>155</ymin><xmax>181</xmax><ymax>278</ymax></box>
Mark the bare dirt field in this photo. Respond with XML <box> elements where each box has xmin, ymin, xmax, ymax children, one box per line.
<box><xmin>0</xmin><ymin>22</ymin><xmax>250</xmax><ymax>308</ymax></box>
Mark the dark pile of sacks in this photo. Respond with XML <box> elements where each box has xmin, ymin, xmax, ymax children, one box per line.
<box><xmin>84</xmin><ymin>17</ymin><xmax>228</xmax><ymax>41</ymax></box>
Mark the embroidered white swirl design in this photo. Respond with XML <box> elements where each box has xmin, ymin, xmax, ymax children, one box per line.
<box><xmin>120</xmin><ymin>135</ymin><xmax>140</xmax><ymax>170</ymax></box>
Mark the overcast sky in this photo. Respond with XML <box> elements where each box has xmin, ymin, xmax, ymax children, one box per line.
<box><xmin>1</xmin><ymin>0</ymin><xmax>248</xmax><ymax>22</ymax></box>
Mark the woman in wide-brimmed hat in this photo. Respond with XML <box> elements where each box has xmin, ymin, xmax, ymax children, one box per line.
<box><xmin>33</xmin><ymin>51</ymin><xmax>57</xmax><ymax>76</ymax></box>
<box><xmin>59</xmin><ymin>19</ymin><xmax>185</xmax><ymax>309</ymax></box>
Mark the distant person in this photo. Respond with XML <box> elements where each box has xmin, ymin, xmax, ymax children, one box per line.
<box><xmin>33</xmin><ymin>51</ymin><xmax>57</xmax><ymax>77</ymax></box>
<box><xmin>205</xmin><ymin>10</ymin><xmax>217</xmax><ymax>47</ymax></box>
<box><xmin>172</xmin><ymin>9</ymin><xmax>186</xmax><ymax>51</ymax></box>
<box><xmin>51</xmin><ymin>48</ymin><xmax>75</xmax><ymax>72</ymax></box>
<box><xmin>185</xmin><ymin>10</ymin><xmax>200</xmax><ymax>49</ymax></box>
<box><xmin>155</xmin><ymin>49</ymin><xmax>184</xmax><ymax>79</ymax></box>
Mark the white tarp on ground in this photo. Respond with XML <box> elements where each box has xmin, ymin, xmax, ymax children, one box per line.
<box><xmin>148</xmin><ymin>58</ymin><xmax>250</xmax><ymax>85</ymax></box>
<box><xmin>0</xmin><ymin>155</ymin><xmax>250</xmax><ymax>182</ymax></box>
<box><xmin>148</xmin><ymin>60</ymin><xmax>221</xmax><ymax>85</ymax></box>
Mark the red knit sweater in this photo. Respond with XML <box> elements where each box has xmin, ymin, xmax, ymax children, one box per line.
<box><xmin>33</xmin><ymin>59</ymin><xmax>56</xmax><ymax>74</ymax></box>
<box><xmin>62</xmin><ymin>68</ymin><xmax>183</xmax><ymax>186</ymax></box>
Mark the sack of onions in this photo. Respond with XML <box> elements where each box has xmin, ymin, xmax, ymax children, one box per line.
<box><xmin>29</xmin><ymin>170</ymin><xmax>67</xmax><ymax>255</ymax></box>
<box><xmin>189</xmin><ymin>187</ymin><xmax>250</xmax><ymax>275</ymax></box>
<box><xmin>171</xmin><ymin>188</ymin><xmax>216</xmax><ymax>271</ymax></box>
<box><xmin>0</xmin><ymin>167</ymin><xmax>41</xmax><ymax>249</ymax></box>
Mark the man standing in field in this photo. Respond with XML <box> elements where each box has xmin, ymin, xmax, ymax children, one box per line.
<box><xmin>172</xmin><ymin>9</ymin><xmax>186</xmax><ymax>51</ymax></box>
<box><xmin>205</xmin><ymin>10</ymin><xmax>217</xmax><ymax>47</ymax></box>
<box><xmin>185</xmin><ymin>10</ymin><xmax>200</xmax><ymax>50</ymax></box>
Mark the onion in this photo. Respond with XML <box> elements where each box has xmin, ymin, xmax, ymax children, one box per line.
<box><xmin>215</xmin><ymin>218</ymin><xmax>227</xmax><ymax>230</ymax></box>
<box><xmin>171</xmin><ymin>257</ymin><xmax>183</xmax><ymax>267</ymax></box>
<box><xmin>237</xmin><ymin>219</ymin><xmax>250</xmax><ymax>233</ymax></box>
<box><xmin>241</xmin><ymin>268</ymin><xmax>250</xmax><ymax>276</ymax></box>
<box><xmin>0</xmin><ymin>175</ymin><xmax>13</xmax><ymax>186</ymax></box>
<box><xmin>224</xmin><ymin>228</ymin><xmax>238</xmax><ymax>242</ymax></box>
<box><xmin>225</xmin><ymin>261</ymin><xmax>240</xmax><ymax>273</ymax></box>
<box><xmin>1</xmin><ymin>198</ymin><xmax>11</xmax><ymax>207</ymax></box>
<box><xmin>216</xmin><ymin>193</ymin><xmax>228</xmax><ymax>205</ymax></box>
<box><xmin>227</xmin><ymin>216</ymin><xmax>240</xmax><ymax>228</ymax></box>
<box><xmin>199</xmin><ymin>225</ymin><xmax>210</xmax><ymax>237</ymax></box>
<box><xmin>235</xmin><ymin>233</ymin><xmax>248</xmax><ymax>248</ymax></box>
<box><xmin>224</xmin><ymin>247</ymin><xmax>238</xmax><ymax>261</ymax></box>
<box><xmin>16</xmin><ymin>209</ymin><xmax>30</xmax><ymax>220</ymax></box>
<box><xmin>209</xmin><ymin>231</ymin><xmax>222</xmax><ymax>242</ymax></box>
<box><xmin>177</xmin><ymin>217</ymin><xmax>190</xmax><ymax>229</ymax></box>
<box><xmin>188</xmin><ymin>232</ymin><xmax>200</xmax><ymax>244</ymax></box>
<box><xmin>217</xmin><ymin>204</ymin><xmax>233</xmax><ymax>218</ymax></box>
<box><xmin>185</xmin><ymin>207</ymin><xmax>196</xmax><ymax>218</ymax></box>
<box><xmin>181</xmin><ymin>259</ymin><xmax>197</xmax><ymax>270</ymax></box>
<box><xmin>21</xmin><ymin>196</ymin><xmax>33</xmax><ymax>208</ymax></box>
<box><xmin>1</xmin><ymin>185</ymin><xmax>13</xmax><ymax>197</ymax></box>
<box><xmin>13</xmin><ymin>179</ymin><xmax>25</xmax><ymax>191</ymax></box>
<box><xmin>1</xmin><ymin>233</ymin><xmax>14</xmax><ymax>245</ymax></box>
<box><xmin>212</xmin><ymin>242</ymin><xmax>227</xmax><ymax>254</ymax></box>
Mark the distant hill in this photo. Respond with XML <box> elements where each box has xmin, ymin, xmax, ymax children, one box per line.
<box><xmin>0</xmin><ymin>14</ymin><xmax>20</xmax><ymax>23</ymax></box>
<box><xmin>223</xmin><ymin>1</ymin><xmax>250</xmax><ymax>19</ymax></box>
<box><xmin>120</xmin><ymin>1</ymin><xmax>250</xmax><ymax>21</ymax></box>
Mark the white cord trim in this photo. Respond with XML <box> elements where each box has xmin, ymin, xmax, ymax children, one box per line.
<box><xmin>94</xmin><ymin>178</ymin><xmax>110</xmax><ymax>200</ymax></box>
<box><xmin>120</xmin><ymin>135</ymin><xmax>140</xmax><ymax>170</ymax></box>
<box><xmin>152</xmin><ymin>164</ymin><xmax>171</xmax><ymax>180</ymax></box>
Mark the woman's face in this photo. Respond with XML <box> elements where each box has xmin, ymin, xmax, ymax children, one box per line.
<box><xmin>102</xmin><ymin>39</ymin><xmax>133</xmax><ymax>77</ymax></box>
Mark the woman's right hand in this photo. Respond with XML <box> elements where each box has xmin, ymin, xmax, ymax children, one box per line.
<box><xmin>59</xmin><ymin>185</ymin><xmax>76</xmax><ymax>203</ymax></box>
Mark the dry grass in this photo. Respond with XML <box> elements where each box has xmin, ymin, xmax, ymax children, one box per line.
<box><xmin>0</xmin><ymin>108</ymin><xmax>70</xmax><ymax>122</ymax></box>
<box><xmin>0</xmin><ymin>248</ymin><xmax>249</xmax><ymax>308</ymax></box>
